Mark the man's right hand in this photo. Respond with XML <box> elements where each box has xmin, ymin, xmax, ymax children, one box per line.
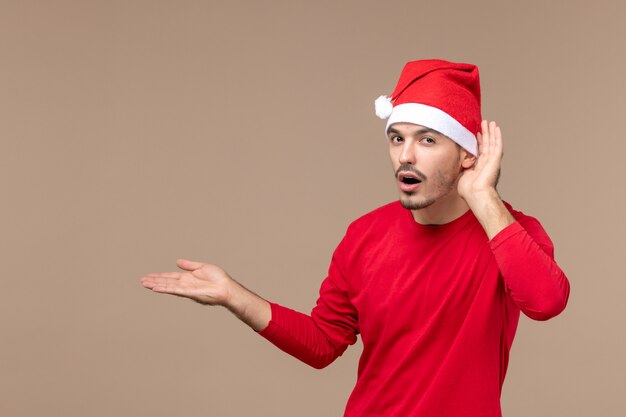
<box><xmin>140</xmin><ymin>258</ymin><xmax>234</xmax><ymax>306</ymax></box>
<box><xmin>140</xmin><ymin>259</ymin><xmax>271</xmax><ymax>331</ymax></box>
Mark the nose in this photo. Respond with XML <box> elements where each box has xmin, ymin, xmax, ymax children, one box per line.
<box><xmin>399</xmin><ymin>142</ymin><xmax>416</xmax><ymax>165</ymax></box>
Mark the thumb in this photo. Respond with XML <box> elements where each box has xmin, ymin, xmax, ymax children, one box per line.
<box><xmin>176</xmin><ymin>258</ymin><xmax>205</xmax><ymax>271</ymax></box>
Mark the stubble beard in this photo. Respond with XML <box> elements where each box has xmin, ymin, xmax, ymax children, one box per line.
<box><xmin>400</xmin><ymin>193</ymin><xmax>436</xmax><ymax>210</ymax></box>
<box><xmin>397</xmin><ymin>146</ymin><xmax>464</xmax><ymax>211</ymax></box>
<box><xmin>399</xmin><ymin>168</ymin><xmax>459</xmax><ymax>211</ymax></box>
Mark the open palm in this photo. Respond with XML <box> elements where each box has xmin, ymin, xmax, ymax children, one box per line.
<box><xmin>140</xmin><ymin>258</ymin><xmax>233</xmax><ymax>305</ymax></box>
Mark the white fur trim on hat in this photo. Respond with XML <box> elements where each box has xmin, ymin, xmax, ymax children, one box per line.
<box><xmin>385</xmin><ymin>103</ymin><xmax>477</xmax><ymax>156</ymax></box>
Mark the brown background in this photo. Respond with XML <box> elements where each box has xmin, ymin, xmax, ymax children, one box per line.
<box><xmin>1</xmin><ymin>1</ymin><xmax>624</xmax><ymax>416</ymax></box>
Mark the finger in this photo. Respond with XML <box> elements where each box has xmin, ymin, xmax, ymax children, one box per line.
<box><xmin>176</xmin><ymin>258</ymin><xmax>204</xmax><ymax>271</ymax></box>
<box><xmin>485</xmin><ymin>120</ymin><xmax>493</xmax><ymax>155</ymax></box>
<box><xmin>480</xmin><ymin>120</ymin><xmax>490</xmax><ymax>156</ymax></box>
<box><xmin>152</xmin><ymin>284</ymin><xmax>202</xmax><ymax>300</ymax></box>
<box><xmin>494</xmin><ymin>126</ymin><xmax>503</xmax><ymax>157</ymax></box>
<box><xmin>144</xmin><ymin>272</ymin><xmax>181</xmax><ymax>279</ymax></box>
<box><xmin>488</xmin><ymin>121</ymin><xmax>497</xmax><ymax>153</ymax></box>
<box><xmin>481</xmin><ymin>120</ymin><xmax>489</xmax><ymax>140</ymax></box>
<box><xmin>473</xmin><ymin>132</ymin><xmax>482</xmax><ymax>165</ymax></box>
<box><xmin>140</xmin><ymin>278</ymin><xmax>156</xmax><ymax>289</ymax></box>
<box><xmin>141</xmin><ymin>276</ymin><xmax>179</xmax><ymax>288</ymax></box>
<box><xmin>482</xmin><ymin>121</ymin><xmax>495</xmax><ymax>158</ymax></box>
<box><xmin>477</xmin><ymin>120</ymin><xmax>491</xmax><ymax>167</ymax></box>
<box><xmin>152</xmin><ymin>284</ymin><xmax>186</xmax><ymax>296</ymax></box>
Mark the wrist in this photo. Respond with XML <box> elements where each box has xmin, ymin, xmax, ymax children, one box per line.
<box><xmin>466</xmin><ymin>190</ymin><xmax>515</xmax><ymax>240</ymax></box>
<box><xmin>222</xmin><ymin>279</ymin><xmax>271</xmax><ymax>331</ymax></box>
<box><xmin>221</xmin><ymin>277</ymin><xmax>245</xmax><ymax>310</ymax></box>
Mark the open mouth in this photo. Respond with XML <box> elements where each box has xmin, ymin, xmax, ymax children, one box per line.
<box><xmin>401</xmin><ymin>177</ymin><xmax>421</xmax><ymax>185</ymax></box>
<box><xmin>399</xmin><ymin>172</ymin><xmax>422</xmax><ymax>184</ymax></box>
<box><xmin>398</xmin><ymin>172</ymin><xmax>423</xmax><ymax>192</ymax></box>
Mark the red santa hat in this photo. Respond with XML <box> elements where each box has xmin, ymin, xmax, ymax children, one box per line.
<box><xmin>375</xmin><ymin>59</ymin><xmax>482</xmax><ymax>156</ymax></box>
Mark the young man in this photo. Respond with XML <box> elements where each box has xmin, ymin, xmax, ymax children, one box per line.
<box><xmin>141</xmin><ymin>59</ymin><xmax>570</xmax><ymax>416</ymax></box>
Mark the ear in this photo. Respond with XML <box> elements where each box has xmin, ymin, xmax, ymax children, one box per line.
<box><xmin>460</xmin><ymin>149</ymin><xmax>477</xmax><ymax>169</ymax></box>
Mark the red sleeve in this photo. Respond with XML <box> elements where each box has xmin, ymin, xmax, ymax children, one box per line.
<box><xmin>489</xmin><ymin>216</ymin><xmax>570</xmax><ymax>321</ymax></box>
<box><xmin>258</xmin><ymin>236</ymin><xmax>359</xmax><ymax>369</ymax></box>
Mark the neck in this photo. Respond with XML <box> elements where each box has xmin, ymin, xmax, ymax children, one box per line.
<box><xmin>411</xmin><ymin>194</ymin><xmax>470</xmax><ymax>226</ymax></box>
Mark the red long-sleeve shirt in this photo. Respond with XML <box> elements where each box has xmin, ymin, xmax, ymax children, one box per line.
<box><xmin>259</xmin><ymin>201</ymin><xmax>570</xmax><ymax>416</ymax></box>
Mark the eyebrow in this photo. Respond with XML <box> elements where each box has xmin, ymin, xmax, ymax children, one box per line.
<box><xmin>386</xmin><ymin>127</ymin><xmax>441</xmax><ymax>136</ymax></box>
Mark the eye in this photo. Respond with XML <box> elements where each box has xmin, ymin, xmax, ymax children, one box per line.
<box><xmin>390</xmin><ymin>135</ymin><xmax>403</xmax><ymax>144</ymax></box>
<box><xmin>421</xmin><ymin>136</ymin><xmax>435</xmax><ymax>144</ymax></box>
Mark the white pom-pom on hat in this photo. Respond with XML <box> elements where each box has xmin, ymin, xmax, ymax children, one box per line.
<box><xmin>374</xmin><ymin>95</ymin><xmax>393</xmax><ymax>119</ymax></box>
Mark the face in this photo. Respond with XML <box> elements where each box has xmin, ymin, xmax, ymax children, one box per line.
<box><xmin>388</xmin><ymin>122</ymin><xmax>473</xmax><ymax>211</ymax></box>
